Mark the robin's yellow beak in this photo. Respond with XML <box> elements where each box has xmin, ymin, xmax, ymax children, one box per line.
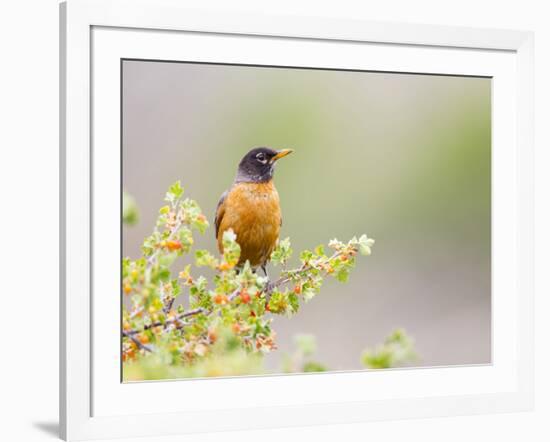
<box><xmin>270</xmin><ymin>149</ymin><xmax>294</xmax><ymax>163</ymax></box>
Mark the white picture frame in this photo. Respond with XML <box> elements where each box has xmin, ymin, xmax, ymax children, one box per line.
<box><xmin>60</xmin><ymin>0</ymin><xmax>534</xmax><ymax>440</ymax></box>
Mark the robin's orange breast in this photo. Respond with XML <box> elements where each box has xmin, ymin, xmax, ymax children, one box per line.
<box><xmin>216</xmin><ymin>181</ymin><xmax>281</xmax><ymax>268</ymax></box>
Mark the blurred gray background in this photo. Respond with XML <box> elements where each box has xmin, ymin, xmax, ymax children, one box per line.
<box><xmin>122</xmin><ymin>59</ymin><xmax>491</xmax><ymax>370</ymax></box>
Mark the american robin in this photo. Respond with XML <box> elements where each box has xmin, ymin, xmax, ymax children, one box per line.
<box><xmin>215</xmin><ymin>147</ymin><xmax>293</xmax><ymax>275</ymax></box>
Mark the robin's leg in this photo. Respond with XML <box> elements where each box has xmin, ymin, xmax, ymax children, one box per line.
<box><xmin>261</xmin><ymin>264</ymin><xmax>275</xmax><ymax>298</ymax></box>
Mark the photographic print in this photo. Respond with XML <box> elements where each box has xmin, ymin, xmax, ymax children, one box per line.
<box><xmin>121</xmin><ymin>60</ymin><xmax>491</xmax><ymax>382</ymax></box>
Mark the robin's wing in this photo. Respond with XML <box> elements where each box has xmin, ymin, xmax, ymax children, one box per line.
<box><xmin>214</xmin><ymin>189</ymin><xmax>228</xmax><ymax>240</ymax></box>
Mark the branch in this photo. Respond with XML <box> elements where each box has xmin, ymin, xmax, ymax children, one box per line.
<box><xmin>143</xmin><ymin>307</ymin><xmax>206</xmax><ymax>331</ymax></box>
<box><xmin>228</xmin><ymin>287</ymin><xmax>242</xmax><ymax>302</ymax></box>
<box><xmin>146</xmin><ymin>218</ymin><xmax>183</xmax><ymax>268</ymax></box>
<box><xmin>163</xmin><ymin>296</ymin><xmax>175</xmax><ymax>314</ymax></box>
<box><xmin>122</xmin><ymin>330</ymin><xmax>153</xmax><ymax>352</ymax></box>
<box><xmin>266</xmin><ymin>249</ymin><xmax>347</xmax><ymax>295</ymax></box>
<box><xmin>124</xmin><ymin>307</ymin><xmax>207</xmax><ymax>343</ymax></box>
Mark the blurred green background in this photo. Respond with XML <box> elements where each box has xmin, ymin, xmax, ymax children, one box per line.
<box><xmin>122</xmin><ymin>60</ymin><xmax>491</xmax><ymax>370</ymax></box>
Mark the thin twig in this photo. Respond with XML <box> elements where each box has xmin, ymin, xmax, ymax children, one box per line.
<box><xmin>130</xmin><ymin>307</ymin><xmax>143</xmax><ymax>319</ymax></box>
<box><xmin>228</xmin><ymin>287</ymin><xmax>242</xmax><ymax>302</ymax></box>
<box><xmin>265</xmin><ymin>250</ymin><xmax>344</xmax><ymax>295</ymax></box>
<box><xmin>146</xmin><ymin>217</ymin><xmax>183</xmax><ymax>268</ymax></box>
<box><xmin>163</xmin><ymin>297</ymin><xmax>175</xmax><ymax>314</ymax></box>
<box><xmin>122</xmin><ymin>330</ymin><xmax>153</xmax><ymax>352</ymax></box>
<box><xmin>143</xmin><ymin>307</ymin><xmax>206</xmax><ymax>331</ymax></box>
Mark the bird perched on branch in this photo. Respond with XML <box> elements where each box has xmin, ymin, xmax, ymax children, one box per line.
<box><xmin>215</xmin><ymin>147</ymin><xmax>293</xmax><ymax>275</ymax></box>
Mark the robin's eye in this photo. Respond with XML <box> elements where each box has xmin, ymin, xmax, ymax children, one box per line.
<box><xmin>255</xmin><ymin>153</ymin><xmax>267</xmax><ymax>164</ymax></box>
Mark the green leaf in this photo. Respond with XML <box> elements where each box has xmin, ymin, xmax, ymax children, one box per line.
<box><xmin>335</xmin><ymin>267</ymin><xmax>350</xmax><ymax>283</ymax></box>
<box><xmin>165</xmin><ymin>181</ymin><xmax>184</xmax><ymax>203</ymax></box>
<box><xmin>156</xmin><ymin>267</ymin><xmax>171</xmax><ymax>282</ymax></box>
<box><xmin>287</xmin><ymin>292</ymin><xmax>300</xmax><ymax>314</ymax></box>
<box><xmin>294</xmin><ymin>334</ymin><xmax>316</xmax><ymax>356</ymax></box>
<box><xmin>171</xmin><ymin>279</ymin><xmax>181</xmax><ymax>298</ymax></box>
<box><xmin>178</xmin><ymin>226</ymin><xmax>194</xmax><ymax>253</ymax></box>
<box><xmin>267</xmin><ymin>291</ymin><xmax>287</xmax><ymax>314</ymax></box>
<box><xmin>302</xmin><ymin>361</ymin><xmax>327</xmax><ymax>372</ymax></box>
<box><xmin>299</xmin><ymin>250</ymin><xmax>313</xmax><ymax>263</ymax></box>
<box><xmin>223</xmin><ymin>229</ymin><xmax>237</xmax><ymax>243</ymax></box>
<box><xmin>122</xmin><ymin>191</ymin><xmax>139</xmax><ymax>226</ymax></box>
<box><xmin>358</xmin><ymin>234</ymin><xmax>376</xmax><ymax>256</ymax></box>
<box><xmin>302</xmin><ymin>286</ymin><xmax>317</xmax><ymax>301</ymax></box>
<box><xmin>361</xmin><ymin>329</ymin><xmax>416</xmax><ymax>369</ymax></box>
<box><xmin>271</xmin><ymin>237</ymin><xmax>293</xmax><ymax>265</ymax></box>
<box><xmin>195</xmin><ymin>249</ymin><xmax>218</xmax><ymax>268</ymax></box>
<box><xmin>221</xmin><ymin>229</ymin><xmax>241</xmax><ymax>267</ymax></box>
<box><xmin>158</xmin><ymin>252</ymin><xmax>177</xmax><ymax>268</ymax></box>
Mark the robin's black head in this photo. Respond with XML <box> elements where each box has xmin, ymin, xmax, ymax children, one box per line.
<box><xmin>234</xmin><ymin>147</ymin><xmax>293</xmax><ymax>183</ymax></box>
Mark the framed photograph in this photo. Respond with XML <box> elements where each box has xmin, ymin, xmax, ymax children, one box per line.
<box><xmin>60</xmin><ymin>0</ymin><xmax>534</xmax><ymax>440</ymax></box>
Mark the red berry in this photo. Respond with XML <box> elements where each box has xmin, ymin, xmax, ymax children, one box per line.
<box><xmin>218</xmin><ymin>262</ymin><xmax>232</xmax><ymax>271</ymax></box>
<box><xmin>240</xmin><ymin>291</ymin><xmax>251</xmax><ymax>304</ymax></box>
<box><xmin>208</xmin><ymin>329</ymin><xmax>217</xmax><ymax>343</ymax></box>
<box><xmin>137</xmin><ymin>333</ymin><xmax>150</xmax><ymax>344</ymax></box>
<box><xmin>166</xmin><ymin>240</ymin><xmax>182</xmax><ymax>251</ymax></box>
<box><xmin>213</xmin><ymin>294</ymin><xmax>228</xmax><ymax>305</ymax></box>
